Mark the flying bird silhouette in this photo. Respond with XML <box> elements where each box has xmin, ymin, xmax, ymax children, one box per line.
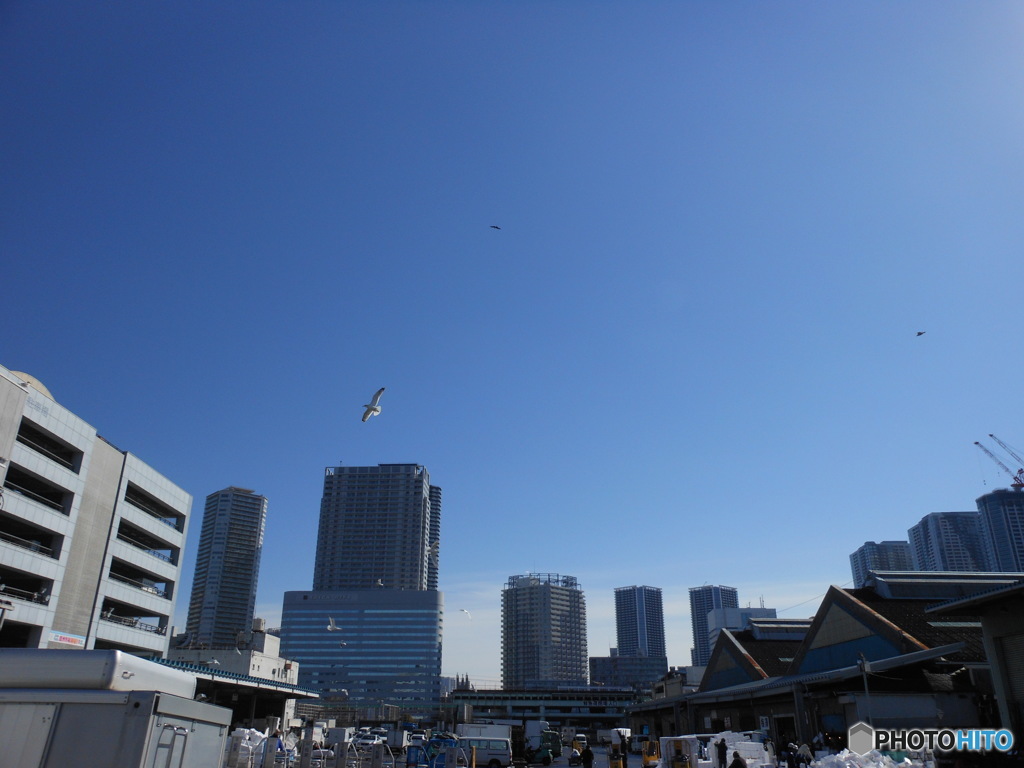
<box><xmin>362</xmin><ymin>387</ymin><xmax>385</xmax><ymax>422</ymax></box>
<box><xmin>490</xmin><ymin>225</ymin><xmax>501</xmax><ymax>230</ymax></box>
<box><xmin>327</xmin><ymin>617</ymin><xmax>341</xmax><ymax>632</ymax></box>
<box><xmin>916</xmin><ymin>331</ymin><xmax>926</xmax><ymax>336</ymax></box>
<box><xmin>460</xmin><ymin>608</ymin><xmax>472</xmax><ymax>620</ymax></box>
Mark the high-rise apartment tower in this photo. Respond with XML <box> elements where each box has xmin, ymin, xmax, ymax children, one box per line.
<box><xmin>185</xmin><ymin>487</ymin><xmax>267</xmax><ymax>647</ymax></box>
<box><xmin>850</xmin><ymin>541</ymin><xmax>914</xmax><ymax>588</ymax></box>
<box><xmin>614</xmin><ymin>585</ymin><xmax>666</xmax><ymax>658</ymax></box>
<box><xmin>313</xmin><ymin>464</ymin><xmax>440</xmax><ymax>591</ymax></box>
<box><xmin>502</xmin><ymin>573</ymin><xmax>588</xmax><ymax>689</ymax></box>
<box><xmin>977</xmin><ymin>489</ymin><xmax>1024</xmax><ymax>571</ymax></box>
<box><xmin>689</xmin><ymin>584</ymin><xmax>738</xmax><ymax>666</ymax></box>
<box><xmin>908</xmin><ymin>512</ymin><xmax>993</xmax><ymax>572</ymax></box>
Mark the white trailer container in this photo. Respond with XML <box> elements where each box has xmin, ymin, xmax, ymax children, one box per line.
<box><xmin>0</xmin><ymin>649</ymin><xmax>231</xmax><ymax>768</ymax></box>
<box><xmin>457</xmin><ymin>723</ymin><xmax>513</xmax><ymax>740</ymax></box>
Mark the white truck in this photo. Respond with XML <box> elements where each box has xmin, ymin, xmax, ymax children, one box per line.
<box><xmin>457</xmin><ymin>723</ymin><xmax>513</xmax><ymax>740</ymax></box>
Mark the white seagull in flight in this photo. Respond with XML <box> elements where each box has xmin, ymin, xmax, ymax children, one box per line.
<box><xmin>460</xmin><ymin>609</ymin><xmax>472</xmax><ymax>620</ymax></box>
<box><xmin>362</xmin><ymin>387</ymin><xmax>385</xmax><ymax>422</ymax></box>
<box><xmin>327</xmin><ymin>617</ymin><xmax>341</xmax><ymax>632</ymax></box>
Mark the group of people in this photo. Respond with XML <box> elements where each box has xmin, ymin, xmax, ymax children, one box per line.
<box><xmin>782</xmin><ymin>742</ymin><xmax>813</xmax><ymax>767</ymax></box>
<box><xmin>712</xmin><ymin>736</ymin><xmax>814</xmax><ymax>768</ymax></box>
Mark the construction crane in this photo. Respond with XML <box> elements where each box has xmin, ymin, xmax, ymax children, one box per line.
<box><xmin>989</xmin><ymin>434</ymin><xmax>1024</xmax><ymax>467</ymax></box>
<box><xmin>974</xmin><ymin>440</ymin><xmax>1024</xmax><ymax>489</ymax></box>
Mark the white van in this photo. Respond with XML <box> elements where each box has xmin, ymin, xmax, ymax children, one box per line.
<box><xmin>459</xmin><ymin>737</ymin><xmax>513</xmax><ymax>768</ymax></box>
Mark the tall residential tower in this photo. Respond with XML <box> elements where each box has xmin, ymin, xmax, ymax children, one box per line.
<box><xmin>502</xmin><ymin>573</ymin><xmax>588</xmax><ymax>689</ymax></box>
<box><xmin>908</xmin><ymin>512</ymin><xmax>992</xmax><ymax>572</ymax></box>
<box><xmin>185</xmin><ymin>487</ymin><xmax>267</xmax><ymax>647</ymax></box>
<box><xmin>590</xmin><ymin>586</ymin><xmax>667</xmax><ymax>689</ymax></box>
<box><xmin>850</xmin><ymin>540</ymin><xmax>914</xmax><ymax>588</ymax></box>
<box><xmin>977</xmin><ymin>489</ymin><xmax>1024</xmax><ymax>571</ymax></box>
<box><xmin>615</xmin><ymin>585</ymin><xmax>666</xmax><ymax>657</ymax></box>
<box><xmin>313</xmin><ymin>464</ymin><xmax>440</xmax><ymax>591</ymax></box>
<box><xmin>689</xmin><ymin>584</ymin><xmax>738</xmax><ymax>666</ymax></box>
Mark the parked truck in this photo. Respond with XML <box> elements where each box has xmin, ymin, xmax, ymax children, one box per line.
<box><xmin>388</xmin><ymin>728</ymin><xmax>412</xmax><ymax>752</ymax></box>
<box><xmin>524</xmin><ymin>721</ymin><xmax>562</xmax><ymax>762</ymax></box>
<box><xmin>457</xmin><ymin>723</ymin><xmax>513</xmax><ymax>740</ymax></box>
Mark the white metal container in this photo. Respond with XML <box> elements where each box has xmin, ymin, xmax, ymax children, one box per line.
<box><xmin>0</xmin><ymin>649</ymin><xmax>196</xmax><ymax>699</ymax></box>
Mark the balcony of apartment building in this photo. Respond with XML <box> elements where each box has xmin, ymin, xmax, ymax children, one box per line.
<box><xmin>111</xmin><ymin>519</ymin><xmax>179</xmax><ymax>583</ymax></box>
<box><xmin>15</xmin><ymin>419</ymin><xmax>84</xmax><ymax>475</ymax></box>
<box><xmin>93</xmin><ymin>596</ymin><xmax>168</xmax><ymax>656</ymax></box>
<box><xmin>0</xmin><ymin>563</ymin><xmax>53</xmax><ymax>647</ymax></box>
<box><xmin>2</xmin><ymin>465</ymin><xmax>73</xmax><ymax>519</ymax></box>
<box><xmin>0</xmin><ymin>510</ymin><xmax>63</xmax><ymax>579</ymax></box>
<box><xmin>119</xmin><ymin>482</ymin><xmax>186</xmax><ymax>541</ymax></box>
<box><xmin>105</xmin><ymin>556</ymin><xmax>174</xmax><ymax>617</ymax></box>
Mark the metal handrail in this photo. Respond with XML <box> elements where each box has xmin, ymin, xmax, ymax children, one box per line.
<box><xmin>15</xmin><ymin>433</ymin><xmax>75</xmax><ymax>470</ymax></box>
<box><xmin>124</xmin><ymin>495</ymin><xmax>180</xmax><ymax>529</ymax></box>
<box><xmin>100</xmin><ymin>612</ymin><xmax>167</xmax><ymax>635</ymax></box>
<box><xmin>0</xmin><ymin>529</ymin><xmax>54</xmax><ymax>557</ymax></box>
<box><xmin>0</xmin><ymin>583</ymin><xmax>50</xmax><ymax>605</ymax></box>
<box><xmin>116</xmin><ymin>532</ymin><xmax>173</xmax><ymax>562</ymax></box>
<box><xmin>108</xmin><ymin>571</ymin><xmax>169</xmax><ymax>599</ymax></box>
<box><xmin>2</xmin><ymin>481</ymin><xmax>65</xmax><ymax>513</ymax></box>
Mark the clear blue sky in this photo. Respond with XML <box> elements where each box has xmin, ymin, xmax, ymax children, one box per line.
<box><xmin>3</xmin><ymin>2</ymin><xmax>1023</xmax><ymax>686</ymax></box>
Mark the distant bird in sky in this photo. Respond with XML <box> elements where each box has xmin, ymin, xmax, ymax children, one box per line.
<box><xmin>460</xmin><ymin>608</ymin><xmax>472</xmax><ymax>620</ymax></box>
<box><xmin>327</xmin><ymin>616</ymin><xmax>340</xmax><ymax>632</ymax></box>
<box><xmin>916</xmin><ymin>331</ymin><xmax>926</xmax><ymax>336</ymax></box>
<box><xmin>375</xmin><ymin>578</ymin><xmax>384</xmax><ymax>587</ymax></box>
<box><xmin>205</xmin><ymin>659</ymin><xmax>220</xmax><ymax>666</ymax></box>
<box><xmin>490</xmin><ymin>225</ymin><xmax>501</xmax><ymax>230</ymax></box>
<box><xmin>362</xmin><ymin>387</ymin><xmax>385</xmax><ymax>422</ymax></box>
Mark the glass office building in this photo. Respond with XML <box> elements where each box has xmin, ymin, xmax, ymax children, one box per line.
<box><xmin>280</xmin><ymin>588</ymin><xmax>443</xmax><ymax>716</ymax></box>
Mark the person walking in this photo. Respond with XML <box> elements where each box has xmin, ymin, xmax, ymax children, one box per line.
<box><xmin>581</xmin><ymin>745</ymin><xmax>595</xmax><ymax>768</ymax></box>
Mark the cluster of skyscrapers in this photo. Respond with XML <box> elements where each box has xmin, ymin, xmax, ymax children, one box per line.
<box><xmin>7</xmin><ymin>358</ymin><xmax>1024</xmax><ymax>720</ymax></box>
<box><xmin>850</xmin><ymin>492</ymin><xmax>1024</xmax><ymax>588</ymax></box>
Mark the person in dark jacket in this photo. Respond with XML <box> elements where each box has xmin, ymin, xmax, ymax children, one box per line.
<box><xmin>716</xmin><ymin>739</ymin><xmax>728</xmax><ymax>768</ymax></box>
<box><xmin>728</xmin><ymin>752</ymin><xmax>747</xmax><ymax>768</ymax></box>
<box><xmin>581</xmin><ymin>746</ymin><xmax>595</xmax><ymax>768</ymax></box>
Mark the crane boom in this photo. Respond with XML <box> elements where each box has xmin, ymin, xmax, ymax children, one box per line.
<box><xmin>989</xmin><ymin>434</ymin><xmax>1024</xmax><ymax>468</ymax></box>
<box><xmin>975</xmin><ymin>441</ymin><xmax>1024</xmax><ymax>488</ymax></box>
